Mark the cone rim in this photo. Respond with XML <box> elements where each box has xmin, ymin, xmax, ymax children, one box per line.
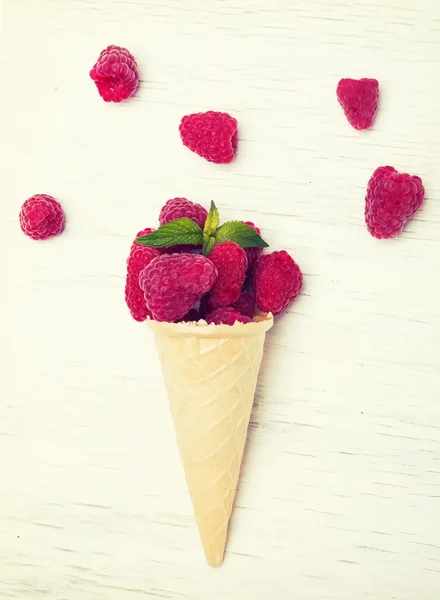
<box><xmin>146</xmin><ymin>312</ymin><xmax>273</xmax><ymax>338</ymax></box>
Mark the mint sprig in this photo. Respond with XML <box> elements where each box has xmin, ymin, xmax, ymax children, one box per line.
<box><xmin>203</xmin><ymin>201</ymin><xmax>220</xmax><ymax>236</ymax></box>
<box><xmin>216</xmin><ymin>220</ymin><xmax>268</xmax><ymax>249</ymax></box>
<box><xmin>136</xmin><ymin>201</ymin><xmax>269</xmax><ymax>256</ymax></box>
<box><xmin>136</xmin><ymin>218</ymin><xmax>203</xmax><ymax>247</ymax></box>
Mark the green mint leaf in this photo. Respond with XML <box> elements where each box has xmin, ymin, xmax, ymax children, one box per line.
<box><xmin>215</xmin><ymin>221</ymin><xmax>269</xmax><ymax>249</ymax></box>
<box><xmin>203</xmin><ymin>201</ymin><xmax>220</xmax><ymax>236</ymax></box>
<box><xmin>202</xmin><ymin>235</ymin><xmax>217</xmax><ymax>256</ymax></box>
<box><xmin>136</xmin><ymin>218</ymin><xmax>204</xmax><ymax>248</ymax></box>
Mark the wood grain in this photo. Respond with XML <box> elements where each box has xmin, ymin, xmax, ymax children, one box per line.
<box><xmin>1</xmin><ymin>0</ymin><xmax>440</xmax><ymax>598</ymax></box>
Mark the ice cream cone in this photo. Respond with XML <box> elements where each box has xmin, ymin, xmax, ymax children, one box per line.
<box><xmin>147</xmin><ymin>313</ymin><xmax>273</xmax><ymax>567</ymax></box>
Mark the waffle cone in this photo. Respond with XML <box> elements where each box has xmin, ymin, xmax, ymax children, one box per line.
<box><xmin>147</xmin><ymin>314</ymin><xmax>273</xmax><ymax>567</ymax></box>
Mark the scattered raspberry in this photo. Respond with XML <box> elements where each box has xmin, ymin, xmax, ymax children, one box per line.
<box><xmin>231</xmin><ymin>292</ymin><xmax>255</xmax><ymax>319</ymax></box>
<box><xmin>139</xmin><ymin>254</ymin><xmax>218</xmax><ymax>322</ymax></box>
<box><xmin>19</xmin><ymin>194</ymin><xmax>65</xmax><ymax>240</ymax></box>
<box><xmin>179</xmin><ymin>309</ymin><xmax>200</xmax><ymax>322</ymax></box>
<box><xmin>179</xmin><ymin>111</ymin><xmax>238</xmax><ymax>164</ymax></box>
<box><xmin>365</xmin><ymin>166</ymin><xmax>425</xmax><ymax>239</ymax></box>
<box><xmin>208</xmin><ymin>242</ymin><xmax>248</xmax><ymax>308</ymax></box>
<box><xmin>206</xmin><ymin>307</ymin><xmax>251</xmax><ymax>326</ymax></box>
<box><xmin>336</xmin><ymin>78</ymin><xmax>379</xmax><ymax>130</ymax></box>
<box><xmin>254</xmin><ymin>251</ymin><xmax>303</xmax><ymax>316</ymax></box>
<box><xmin>159</xmin><ymin>197</ymin><xmax>208</xmax><ymax>229</ymax></box>
<box><xmin>242</xmin><ymin>221</ymin><xmax>263</xmax><ymax>272</ymax></box>
<box><xmin>125</xmin><ymin>241</ymin><xmax>160</xmax><ymax>321</ymax></box>
<box><xmin>90</xmin><ymin>45</ymin><xmax>139</xmax><ymax>102</ymax></box>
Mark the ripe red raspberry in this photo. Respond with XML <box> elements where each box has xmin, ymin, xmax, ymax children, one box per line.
<box><xmin>242</xmin><ymin>221</ymin><xmax>263</xmax><ymax>272</ymax></box>
<box><xmin>125</xmin><ymin>230</ymin><xmax>160</xmax><ymax>321</ymax></box>
<box><xmin>179</xmin><ymin>111</ymin><xmax>238</xmax><ymax>164</ymax></box>
<box><xmin>159</xmin><ymin>197</ymin><xmax>208</xmax><ymax>229</ymax></box>
<box><xmin>139</xmin><ymin>254</ymin><xmax>218</xmax><ymax>322</ymax></box>
<box><xmin>365</xmin><ymin>166</ymin><xmax>425</xmax><ymax>239</ymax></box>
<box><xmin>206</xmin><ymin>307</ymin><xmax>251</xmax><ymax>326</ymax></box>
<box><xmin>231</xmin><ymin>292</ymin><xmax>255</xmax><ymax>319</ymax></box>
<box><xmin>90</xmin><ymin>45</ymin><xmax>139</xmax><ymax>103</ymax></box>
<box><xmin>254</xmin><ymin>251</ymin><xmax>303</xmax><ymax>316</ymax></box>
<box><xmin>127</xmin><ymin>244</ymin><xmax>160</xmax><ymax>279</ymax></box>
<box><xmin>136</xmin><ymin>227</ymin><xmax>154</xmax><ymax>238</ymax></box>
<box><xmin>208</xmin><ymin>242</ymin><xmax>248</xmax><ymax>308</ymax></box>
<box><xmin>125</xmin><ymin>280</ymin><xmax>152</xmax><ymax>323</ymax></box>
<box><xmin>337</xmin><ymin>78</ymin><xmax>379</xmax><ymax>130</ymax></box>
<box><xmin>19</xmin><ymin>194</ymin><xmax>65</xmax><ymax>240</ymax></box>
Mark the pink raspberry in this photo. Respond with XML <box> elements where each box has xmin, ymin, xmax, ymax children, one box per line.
<box><xmin>127</xmin><ymin>244</ymin><xmax>160</xmax><ymax>279</ymax></box>
<box><xmin>242</xmin><ymin>221</ymin><xmax>263</xmax><ymax>272</ymax></box>
<box><xmin>125</xmin><ymin>280</ymin><xmax>152</xmax><ymax>323</ymax></box>
<box><xmin>179</xmin><ymin>111</ymin><xmax>238</xmax><ymax>164</ymax></box>
<box><xmin>254</xmin><ymin>251</ymin><xmax>303</xmax><ymax>316</ymax></box>
<box><xmin>139</xmin><ymin>254</ymin><xmax>218</xmax><ymax>322</ymax></box>
<box><xmin>159</xmin><ymin>197</ymin><xmax>208</xmax><ymax>229</ymax></box>
<box><xmin>125</xmin><ymin>230</ymin><xmax>160</xmax><ymax>321</ymax></box>
<box><xmin>208</xmin><ymin>242</ymin><xmax>248</xmax><ymax>308</ymax></box>
<box><xmin>231</xmin><ymin>292</ymin><xmax>255</xmax><ymax>319</ymax></box>
<box><xmin>337</xmin><ymin>78</ymin><xmax>379</xmax><ymax>130</ymax></box>
<box><xmin>365</xmin><ymin>166</ymin><xmax>425</xmax><ymax>239</ymax></box>
<box><xmin>90</xmin><ymin>45</ymin><xmax>139</xmax><ymax>102</ymax></box>
<box><xmin>136</xmin><ymin>227</ymin><xmax>154</xmax><ymax>238</ymax></box>
<box><xmin>19</xmin><ymin>194</ymin><xmax>65</xmax><ymax>240</ymax></box>
<box><xmin>206</xmin><ymin>307</ymin><xmax>251</xmax><ymax>326</ymax></box>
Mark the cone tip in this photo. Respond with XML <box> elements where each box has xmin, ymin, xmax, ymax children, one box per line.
<box><xmin>206</xmin><ymin>549</ymin><xmax>225</xmax><ymax>567</ymax></box>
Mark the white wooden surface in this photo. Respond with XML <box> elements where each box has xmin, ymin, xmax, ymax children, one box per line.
<box><xmin>2</xmin><ymin>0</ymin><xmax>440</xmax><ymax>597</ymax></box>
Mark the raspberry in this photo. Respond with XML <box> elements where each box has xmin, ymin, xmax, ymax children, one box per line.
<box><xmin>206</xmin><ymin>307</ymin><xmax>251</xmax><ymax>326</ymax></box>
<box><xmin>179</xmin><ymin>111</ymin><xmax>238</xmax><ymax>164</ymax></box>
<box><xmin>337</xmin><ymin>78</ymin><xmax>379</xmax><ymax>130</ymax></box>
<box><xmin>139</xmin><ymin>254</ymin><xmax>218</xmax><ymax>322</ymax></box>
<box><xmin>254</xmin><ymin>251</ymin><xmax>303</xmax><ymax>316</ymax></box>
<box><xmin>19</xmin><ymin>194</ymin><xmax>65</xmax><ymax>240</ymax></box>
<box><xmin>231</xmin><ymin>292</ymin><xmax>255</xmax><ymax>319</ymax></box>
<box><xmin>125</xmin><ymin>230</ymin><xmax>160</xmax><ymax>321</ymax></box>
<box><xmin>90</xmin><ymin>45</ymin><xmax>139</xmax><ymax>102</ymax></box>
<box><xmin>127</xmin><ymin>244</ymin><xmax>159</xmax><ymax>279</ymax></box>
<box><xmin>365</xmin><ymin>166</ymin><xmax>425</xmax><ymax>239</ymax></box>
<box><xmin>136</xmin><ymin>227</ymin><xmax>154</xmax><ymax>238</ymax></box>
<box><xmin>159</xmin><ymin>198</ymin><xmax>208</xmax><ymax>229</ymax></box>
<box><xmin>125</xmin><ymin>280</ymin><xmax>152</xmax><ymax>322</ymax></box>
<box><xmin>242</xmin><ymin>221</ymin><xmax>263</xmax><ymax>272</ymax></box>
<box><xmin>208</xmin><ymin>242</ymin><xmax>248</xmax><ymax>308</ymax></box>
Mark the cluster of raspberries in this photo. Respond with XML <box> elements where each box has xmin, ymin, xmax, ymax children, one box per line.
<box><xmin>125</xmin><ymin>198</ymin><xmax>303</xmax><ymax>326</ymax></box>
